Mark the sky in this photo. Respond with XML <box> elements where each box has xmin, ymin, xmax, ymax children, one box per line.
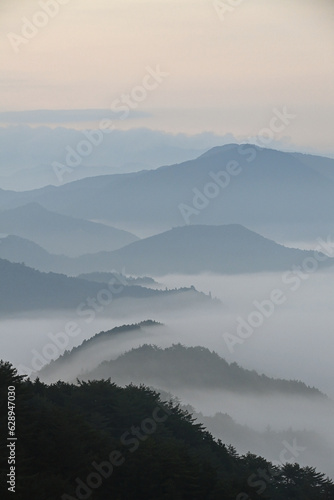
<box><xmin>1</xmin><ymin>0</ymin><xmax>334</xmax><ymax>155</ymax></box>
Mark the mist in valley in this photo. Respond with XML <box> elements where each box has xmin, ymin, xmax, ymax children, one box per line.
<box><xmin>2</xmin><ymin>269</ymin><xmax>333</xmax><ymax>393</ymax></box>
<box><xmin>155</xmin><ymin>270</ymin><xmax>334</xmax><ymax>399</ymax></box>
<box><xmin>1</xmin><ymin>268</ymin><xmax>333</xmax><ymax>478</ymax></box>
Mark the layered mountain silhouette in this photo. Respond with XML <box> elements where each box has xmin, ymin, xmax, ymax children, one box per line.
<box><xmin>1</xmin><ymin>224</ymin><xmax>332</xmax><ymax>276</ymax></box>
<box><xmin>0</xmin><ymin>202</ymin><xmax>138</xmax><ymax>256</ymax></box>
<box><xmin>70</xmin><ymin>224</ymin><xmax>333</xmax><ymax>275</ymax></box>
<box><xmin>37</xmin><ymin>320</ymin><xmax>164</xmax><ymax>382</ymax></box>
<box><xmin>0</xmin><ymin>258</ymin><xmax>215</xmax><ymax>315</ymax></box>
<box><xmin>37</xmin><ymin>325</ymin><xmax>326</xmax><ymax>398</ymax></box>
<box><xmin>0</xmin><ymin>126</ymin><xmax>212</xmax><ymax>190</ymax></box>
<box><xmin>81</xmin><ymin>343</ymin><xmax>324</xmax><ymax>397</ymax></box>
<box><xmin>0</xmin><ymin>144</ymin><xmax>333</xmax><ymax>241</ymax></box>
<box><xmin>30</xmin><ymin>331</ymin><xmax>334</xmax><ymax>480</ymax></box>
<box><xmin>0</xmin><ymin>258</ymin><xmax>104</xmax><ymax>313</ymax></box>
<box><xmin>0</xmin><ymin>234</ymin><xmax>70</xmax><ymax>272</ymax></box>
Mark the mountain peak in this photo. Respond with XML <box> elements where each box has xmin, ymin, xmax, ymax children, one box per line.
<box><xmin>198</xmin><ymin>143</ymin><xmax>240</xmax><ymax>159</ymax></box>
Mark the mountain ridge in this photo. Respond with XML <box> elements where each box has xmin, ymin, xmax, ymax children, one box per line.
<box><xmin>0</xmin><ymin>202</ymin><xmax>139</xmax><ymax>256</ymax></box>
<box><xmin>1</xmin><ymin>223</ymin><xmax>332</xmax><ymax>276</ymax></box>
<box><xmin>0</xmin><ymin>144</ymin><xmax>333</xmax><ymax>241</ymax></box>
<box><xmin>0</xmin><ymin>258</ymin><xmax>215</xmax><ymax>315</ymax></box>
<box><xmin>72</xmin><ymin>223</ymin><xmax>333</xmax><ymax>275</ymax></box>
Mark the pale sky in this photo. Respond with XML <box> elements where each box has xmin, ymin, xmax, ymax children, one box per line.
<box><xmin>1</xmin><ymin>0</ymin><xmax>334</xmax><ymax>154</ymax></box>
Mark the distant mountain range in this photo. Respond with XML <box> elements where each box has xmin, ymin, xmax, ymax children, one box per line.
<box><xmin>1</xmin><ymin>223</ymin><xmax>332</xmax><ymax>276</ymax></box>
<box><xmin>0</xmin><ymin>202</ymin><xmax>138</xmax><ymax>257</ymax></box>
<box><xmin>0</xmin><ymin>126</ymin><xmax>219</xmax><ymax>190</ymax></box>
<box><xmin>0</xmin><ymin>258</ymin><xmax>215</xmax><ymax>316</ymax></box>
<box><xmin>0</xmin><ymin>144</ymin><xmax>333</xmax><ymax>241</ymax></box>
<box><xmin>72</xmin><ymin>223</ymin><xmax>333</xmax><ymax>275</ymax></box>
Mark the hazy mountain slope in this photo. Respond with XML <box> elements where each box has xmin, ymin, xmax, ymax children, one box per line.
<box><xmin>0</xmin><ymin>235</ymin><xmax>71</xmax><ymax>272</ymax></box>
<box><xmin>0</xmin><ymin>258</ymin><xmax>104</xmax><ymax>313</ymax></box>
<box><xmin>0</xmin><ymin>234</ymin><xmax>51</xmax><ymax>262</ymax></box>
<box><xmin>196</xmin><ymin>411</ymin><xmax>334</xmax><ymax>479</ymax></box>
<box><xmin>0</xmin><ymin>144</ymin><xmax>333</xmax><ymax>241</ymax></box>
<box><xmin>73</xmin><ymin>224</ymin><xmax>333</xmax><ymax>275</ymax></box>
<box><xmin>0</xmin><ymin>258</ymin><xmax>216</xmax><ymax>316</ymax></box>
<box><xmin>83</xmin><ymin>343</ymin><xmax>324</xmax><ymax>397</ymax></box>
<box><xmin>37</xmin><ymin>320</ymin><xmax>164</xmax><ymax>382</ymax></box>
<box><xmin>156</xmin><ymin>388</ymin><xmax>334</xmax><ymax>478</ymax></box>
<box><xmin>2</xmin><ymin>223</ymin><xmax>330</xmax><ymax>276</ymax></box>
<box><xmin>0</xmin><ymin>234</ymin><xmax>88</xmax><ymax>274</ymax></box>
<box><xmin>0</xmin><ymin>202</ymin><xmax>138</xmax><ymax>256</ymax></box>
<box><xmin>0</xmin><ymin>126</ymin><xmax>217</xmax><ymax>190</ymax></box>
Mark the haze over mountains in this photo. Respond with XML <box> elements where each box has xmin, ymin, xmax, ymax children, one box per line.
<box><xmin>0</xmin><ymin>221</ymin><xmax>332</xmax><ymax>276</ymax></box>
<box><xmin>69</xmin><ymin>342</ymin><xmax>325</xmax><ymax>398</ymax></box>
<box><xmin>0</xmin><ymin>202</ymin><xmax>138</xmax><ymax>256</ymax></box>
<box><xmin>37</xmin><ymin>320</ymin><xmax>164</xmax><ymax>383</ymax></box>
<box><xmin>2</xmin><ymin>0</ymin><xmax>334</xmax><ymax>495</ymax></box>
<box><xmin>0</xmin><ymin>258</ymin><xmax>215</xmax><ymax>316</ymax></box>
<box><xmin>36</xmin><ymin>330</ymin><xmax>334</xmax><ymax>479</ymax></box>
<box><xmin>1</xmin><ymin>142</ymin><xmax>334</xmax><ymax>485</ymax></box>
<box><xmin>0</xmin><ymin>145</ymin><xmax>333</xmax><ymax>243</ymax></box>
<box><xmin>68</xmin><ymin>224</ymin><xmax>333</xmax><ymax>275</ymax></box>
<box><xmin>0</xmin><ymin>126</ymin><xmax>226</xmax><ymax>190</ymax></box>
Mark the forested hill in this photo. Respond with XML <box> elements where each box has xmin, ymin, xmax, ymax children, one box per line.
<box><xmin>83</xmin><ymin>344</ymin><xmax>324</xmax><ymax>397</ymax></box>
<box><xmin>0</xmin><ymin>361</ymin><xmax>333</xmax><ymax>500</ymax></box>
<box><xmin>37</xmin><ymin>321</ymin><xmax>163</xmax><ymax>382</ymax></box>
